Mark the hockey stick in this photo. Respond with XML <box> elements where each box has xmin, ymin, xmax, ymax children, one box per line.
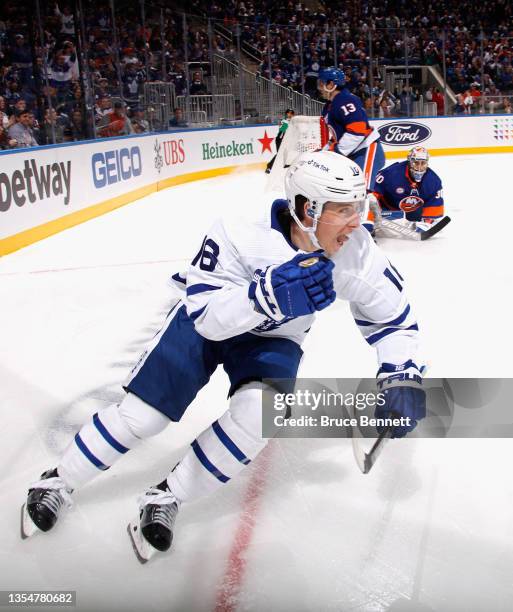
<box><xmin>379</xmin><ymin>216</ymin><xmax>451</xmax><ymax>241</ymax></box>
<box><xmin>351</xmin><ymin>423</ymin><xmax>392</xmax><ymax>474</ymax></box>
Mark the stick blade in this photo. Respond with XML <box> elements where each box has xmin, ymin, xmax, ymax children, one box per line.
<box><xmin>20</xmin><ymin>503</ymin><xmax>39</xmax><ymax>539</ymax></box>
<box><xmin>352</xmin><ymin>428</ymin><xmax>392</xmax><ymax>474</ymax></box>
<box><xmin>420</xmin><ymin>216</ymin><xmax>451</xmax><ymax>240</ymax></box>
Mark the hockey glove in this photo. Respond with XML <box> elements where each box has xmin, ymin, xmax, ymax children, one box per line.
<box><xmin>375</xmin><ymin>361</ymin><xmax>426</xmax><ymax>439</ymax></box>
<box><xmin>249</xmin><ymin>252</ymin><xmax>336</xmax><ymax>322</ymax></box>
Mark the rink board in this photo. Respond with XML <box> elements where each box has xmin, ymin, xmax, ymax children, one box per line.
<box><xmin>0</xmin><ymin>115</ymin><xmax>512</xmax><ymax>255</ymax></box>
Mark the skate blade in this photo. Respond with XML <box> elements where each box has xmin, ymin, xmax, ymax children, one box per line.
<box><xmin>20</xmin><ymin>504</ymin><xmax>39</xmax><ymax>539</ymax></box>
<box><xmin>127</xmin><ymin>520</ymin><xmax>158</xmax><ymax>564</ymax></box>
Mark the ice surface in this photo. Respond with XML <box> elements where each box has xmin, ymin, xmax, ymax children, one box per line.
<box><xmin>1</xmin><ymin>155</ymin><xmax>512</xmax><ymax>612</ymax></box>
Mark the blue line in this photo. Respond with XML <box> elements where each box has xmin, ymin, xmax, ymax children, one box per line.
<box><xmin>93</xmin><ymin>413</ymin><xmax>129</xmax><ymax>454</ymax></box>
<box><xmin>74</xmin><ymin>434</ymin><xmax>109</xmax><ymax>470</ymax></box>
<box><xmin>212</xmin><ymin>420</ymin><xmax>251</xmax><ymax>465</ymax></box>
<box><xmin>191</xmin><ymin>440</ymin><xmax>230</xmax><ymax>483</ymax></box>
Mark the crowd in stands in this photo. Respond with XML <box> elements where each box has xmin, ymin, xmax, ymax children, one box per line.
<box><xmin>0</xmin><ymin>0</ymin><xmax>512</xmax><ymax>149</ymax></box>
<box><xmin>202</xmin><ymin>0</ymin><xmax>513</xmax><ymax>119</ymax></box>
<box><xmin>200</xmin><ymin>0</ymin><xmax>513</xmax><ymax>114</ymax></box>
<box><xmin>0</xmin><ymin>0</ymin><xmax>209</xmax><ymax>148</ymax></box>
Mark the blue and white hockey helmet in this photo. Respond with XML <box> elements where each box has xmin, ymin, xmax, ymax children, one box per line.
<box><xmin>407</xmin><ymin>146</ymin><xmax>429</xmax><ymax>182</ymax></box>
<box><xmin>284</xmin><ymin>150</ymin><xmax>367</xmax><ymax>241</ymax></box>
<box><xmin>318</xmin><ymin>67</ymin><xmax>346</xmax><ymax>87</ymax></box>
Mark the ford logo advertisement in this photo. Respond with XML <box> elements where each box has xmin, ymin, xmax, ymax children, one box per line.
<box><xmin>378</xmin><ymin>122</ymin><xmax>432</xmax><ymax>146</ymax></box>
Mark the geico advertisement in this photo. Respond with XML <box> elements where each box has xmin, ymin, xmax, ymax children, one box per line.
<box><xmin>91</xmin><ymin>146</ymin><xmax>143</xmax><ymax>188</ymax></box>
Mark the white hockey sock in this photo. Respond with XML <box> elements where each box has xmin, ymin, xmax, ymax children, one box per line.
<box><xmin>58</xmin><ymin>393</ymin><xmax>169</xmax><ymax>490</ymax></box>
<box><xmin>167</xmin><ymin>383</ymin><xmax>268</xmax><ymax>503</ymax></box>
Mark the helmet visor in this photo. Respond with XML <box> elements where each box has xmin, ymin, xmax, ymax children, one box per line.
<box><xmin>317</xmin><ymin>200</ymin><xmax>366</xmax><ymax>226</ymax></box>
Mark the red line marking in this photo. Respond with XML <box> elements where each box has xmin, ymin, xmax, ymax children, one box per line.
<box><xmin>0</xmin><ymin>258</ymin><xmax>188</xmax><ymax>276</ymax></box>
<box><xmin>214</xmin><ymin>444</ymin><xmax>274</xmax><ymax>612</ymax></box>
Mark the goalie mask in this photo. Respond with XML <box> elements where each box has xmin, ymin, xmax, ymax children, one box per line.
<box><xmin>284</xmin><ymin>151</ymin><xmax>367</xmax><ymax>249</ymax></box>
<box><xmin>407</xmin><ymin>146</ymin><xmax>429</xmax><ymax>182</ymax></box>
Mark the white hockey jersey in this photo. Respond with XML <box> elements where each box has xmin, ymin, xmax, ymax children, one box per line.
<box><xmin>170</xmin><ymin>200</ymin><xmax>420</xmax><ymax>370</ymax></box>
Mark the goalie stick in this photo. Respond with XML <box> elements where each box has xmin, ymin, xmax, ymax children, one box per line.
<box><xmin>378</xmin><ymin>216</ymin><xmax>451</xmax><ymax>241</ymax></box>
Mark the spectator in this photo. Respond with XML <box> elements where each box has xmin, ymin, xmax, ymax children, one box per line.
<box><xmin>189</xmin><ymin>71</ymin><xmax>208</xmax><ymax>95</ymax></box>
<box><xmin>7</xmin><ymin>108</ymin><xmax>38</xmax><ymax>148</ymax></box>
<box><xmin>0</xmin><ymin>96</ymin><xmax>8</xmax><ymax>127</ymax></box>
<box><xmin>169</xmin><ymin>107</ymin><xmax>188</xmax><ymax>128</ymax></box>
<box><xmin>123</xmin><ymin>63</ymin><xmax>145</xmax><ymax>102</ymax></box>
<box><xmin>97</xmin><ymin>101</ymin><xmax>132</xmax><ymax>137</ymax></box>
<box><xmin>54</xmin><ymin>3</ymin><xmax>75</xmax><ymax>37</ymax></box>
<box><xmin>454</xmin><ymin>92</ymin><xmax>465</xmax><ymax>114</ymax></box>
<box><xmin>432</xmin><ymin>87</ymin><xmax>445</xmax><ymax>115</ymax></box>
<box><xmin>95</xmin><ymin>96</ymin><xmax>112</xmax><ymax>122</ymax></box>
<box><xmin>399</xmin><ymin>86</ymin><xmax>416</xmax><ymax>116</ymax></box>
<box><xmin>4</xmin><ymin>79</ymin><xmax>22</xmax><ymax>114</ymax></box>
<box><xmin>378</xmin><ymin>90</ymin><xmax>396</xmax><ymax>118</ymax></box>
<box><xmin>0</xmin><ymin>124</ymin><xmax>17</xmax><ymax>149</ymax></box>
<box><xmin>469</xmin><ymin>82</ymin><xmax>482</xmax><ymax>103</ymax></box>
<box><xmin>48</xmin><ymin>52</ymin><xmax>75</xmax><ymax>101</ymax></box>
<box><xmin>463</xmin><ymin>89</ymin><xmax>474</xmax><ymax>114</ymax></box>
<box><xmin>130</xmin><ymin>107</ymin><xmax>149</xmax><ymax>133</ymax></box>
<box><xmin>65</xmin><ymin>109</ymin><xmax>86</xmax><ymax>141</ymax></box>
<box><xmin>28</xmin><ymin>111</ymin><xmax>42</xmax><ymax>144</ymax></box>
<box><xmin>40</xmin><ymin>107</ymin><xmax>66</xmax><ymax>144</ymax></box>
<box><xmin>10</xmin><ymin>34</ymin><xmax>32</xmax><ymax>87</ymax></box>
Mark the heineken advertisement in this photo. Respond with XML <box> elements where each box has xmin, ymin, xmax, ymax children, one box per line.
<box><xmin>202</xmin><ymin>140</ymin><xmax>255</xmax><ymax>160</ymax></box>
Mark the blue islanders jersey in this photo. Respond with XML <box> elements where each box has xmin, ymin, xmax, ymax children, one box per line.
<box><xmin>321</xmin><ymin>89</ymin><xmax>380</xmax><ymax>157</ymax></box>
<box><xmin>373</xmin><ymin>161</ymin><xmax>444</xmax><ymax>221</ymax></box>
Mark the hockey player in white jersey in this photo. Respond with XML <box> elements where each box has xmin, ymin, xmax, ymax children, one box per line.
<box><xmin>21</xmin><ymin>151</ymin><xmax>425</xmax><ymax>563</ymax></box>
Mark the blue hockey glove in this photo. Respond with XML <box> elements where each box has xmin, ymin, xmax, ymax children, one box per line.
<box><xmin>375</xmin><ymin>361</ymin><xmax>426</xmax><ymax>438</ymax></box>
<box><xmin>249</xmin><ymin>252</ymin><xmax>336</xmax><ymax>321</ymax></box>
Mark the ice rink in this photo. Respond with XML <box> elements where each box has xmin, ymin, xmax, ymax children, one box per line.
<box><xmin>1</xmin><ymin>153</ymin><xmax>513</xmax><ymax>612</ymax></box>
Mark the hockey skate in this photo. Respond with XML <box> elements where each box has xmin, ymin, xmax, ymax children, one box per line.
<box><xmin>21</xmin><ymin>469</ymin><xmax>73</xmax><ymax>539</ymax></box>
<box><xmin>127</xmin><ymin>485</ymin><xmax>179</xmax><ymax>564</ymax></box>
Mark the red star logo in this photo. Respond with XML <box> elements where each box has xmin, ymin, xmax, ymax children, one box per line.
<box><xmin>258</xmin><ymin>130</ymin><xmax>274</xmax><ymax>153</ymax></box>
